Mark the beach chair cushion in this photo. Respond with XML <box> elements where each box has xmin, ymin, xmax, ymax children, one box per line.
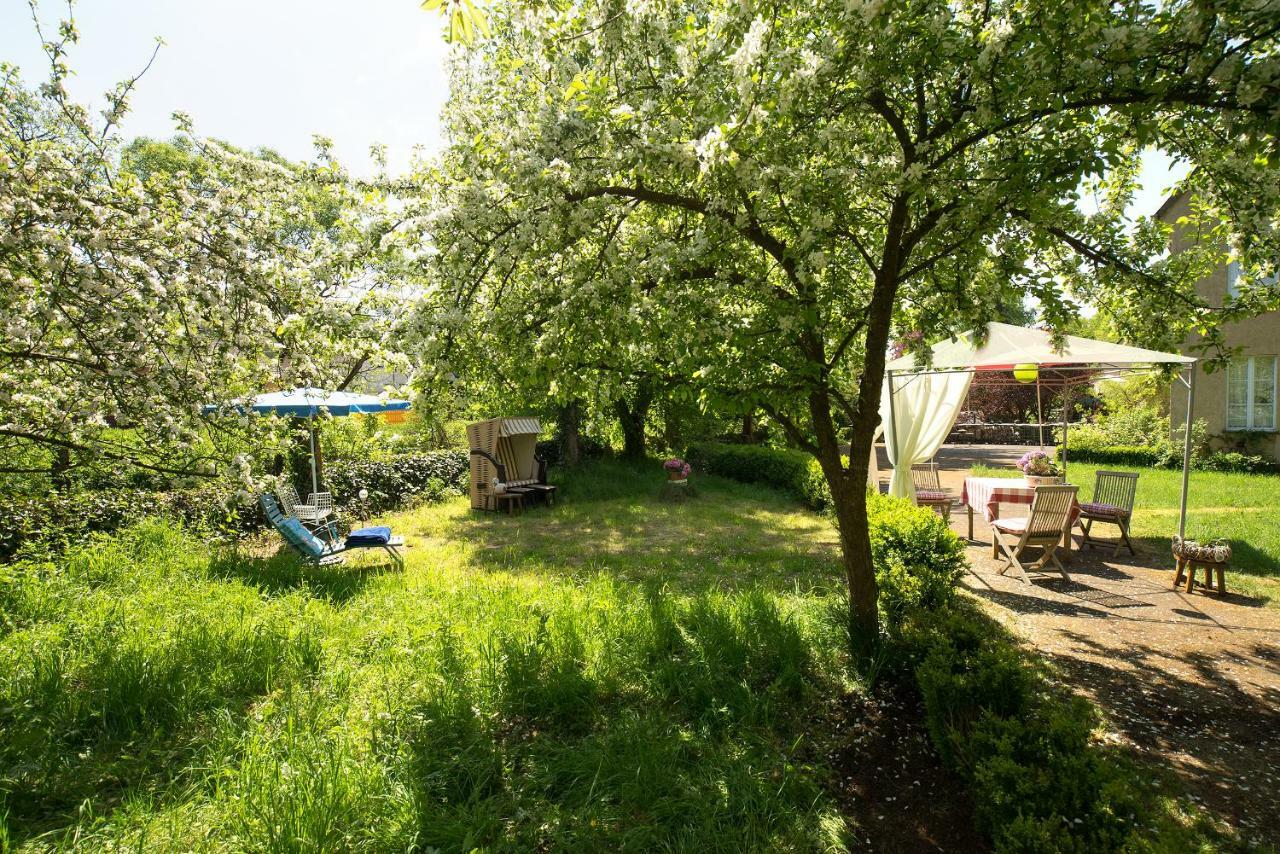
<box><xmin>281</xmin><ymin>517</ymin><xmax>325</xmax><ymax>558</ymax></box>
<box><xmin>347</xmin><ymin>526</ymin><xmax>392</xmax><ymax>546</ymax></box>
<box><xmin>916</xmin><ymin>490</ymin><xmax>948</xmax><ymax>502</ymax></box>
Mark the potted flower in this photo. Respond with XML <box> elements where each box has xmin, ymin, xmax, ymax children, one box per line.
<box><xmin>663</xmin><ymin>458</ymin><xmax>692</xmax><ymax>483</ymax></box>
<box><xmin>1016</xmin><ymin>450</ymin><xmax>1061</xmax><ymax>487</ymax></box>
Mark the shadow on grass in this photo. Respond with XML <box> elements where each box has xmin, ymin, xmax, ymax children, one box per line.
<box><xmin>207</xmin><ymin>547</ymin><xmax>393</xmax><ymax>603</ymax></box>
<box><xmin>439</xmin><ymin>459</ymin><xmax>845</xmax><ymax>597</ymax></box>
<box><xmin>390</xmin><ymin>585</ymin><xmax>838</xmax><ymax>851</ymax></box>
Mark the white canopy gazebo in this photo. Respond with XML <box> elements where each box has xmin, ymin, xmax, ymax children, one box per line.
<box><xmin>881</xmin><ymin>322</ymin><xmax>1198</xmax><ymax>539</ymax></box>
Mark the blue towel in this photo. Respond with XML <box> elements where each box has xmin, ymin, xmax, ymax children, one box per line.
<box><xmin>346</xmin><ymin>525</ymin><xmax>392</xmax><ymax>546</ymax></box>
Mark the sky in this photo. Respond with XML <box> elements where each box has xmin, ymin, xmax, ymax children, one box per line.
<box><xmin>1</xmin><ymin>0</ymin><xmax>453</xmax><ymax>175</ymax></box>
<box><xmin>1</xmin><ymin>1</ymin><xmax>1190</xmax><ymax>208</ymax></box>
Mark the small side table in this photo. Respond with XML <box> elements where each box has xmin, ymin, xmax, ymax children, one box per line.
<box><xmin>494</xmin><ymin>491</ymin><xmax>525</xmax><ymax>515</ymax></box>
<box><xmin>1173</xmin><ymin>555</ymin><xmax>1227</xmax><ymax>595</ymax></box>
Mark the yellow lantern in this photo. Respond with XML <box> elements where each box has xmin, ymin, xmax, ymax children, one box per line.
<box><xmin>1013</xmin><ymin>363</ymin><xmax>1039</xmax><ymax>384</ymax></box>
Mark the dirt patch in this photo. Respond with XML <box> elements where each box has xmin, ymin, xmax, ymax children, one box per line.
<box><xmin>817</xmin><ymin>688</ymin><xmax>988</xmax><ymax>852</ymax></box>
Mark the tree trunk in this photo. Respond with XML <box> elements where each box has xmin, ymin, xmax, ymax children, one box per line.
<box><xmin>807</xmin><ymin>388</ymin><xmax>880</xmax><ymax>646</ymax></box>
<box><xmin>51</xmin><ymin>446</ymin><xmax>73</xmax><ymax>492</ymax></box>
<box><xmin>614</xmin><ymin>382</ymin><xmax>653</xmax><ymax>460</ymax></box>
<box><xmin>558</xmin><ymin>399</ymin><xmax>582</xmax><ymax>466</ymax></box>
<box><xmin>741</xmin><ymin>411</ymin><xmax>755</xmax><ymax>443</ymax></box>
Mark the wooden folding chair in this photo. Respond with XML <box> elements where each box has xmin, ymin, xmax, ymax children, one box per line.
<box><xmin>991</xmin><ymin>485</ymin><xmax>1078</xmax><ymax>584</ymax></box>
<box><xmin>1079</xmin><ymin>471</ymin><xmax>1138</xmax><ymax>557</ymax></box>
<box><xmin>911</xmin><ymin>462</ymin><xmax>952</xmax><ymax>521</ymax></box>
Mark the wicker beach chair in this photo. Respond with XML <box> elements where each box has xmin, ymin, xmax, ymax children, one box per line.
<box><xmin>991</xmin><ymin>484</ymin><xmax>1078</xmax><ymax>584</ymax></box>
<box><xmin>1079</xmin><ymin>470</ymin><xmax>1139</xmax><ymax>557</ymax></box>
<box><xmin>467</xmin><ymin>417</ymin><xmax>548</xmax><ymax>510</ymax></box>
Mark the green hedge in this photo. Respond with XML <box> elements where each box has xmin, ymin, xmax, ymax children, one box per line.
<box><xmin>1064</xmin><ymin>441</ymin><xmax>1279</xmax><ymax>474</ymax></box>
<box><xmin>685</xmin><ymin>442</ymin><xmax>831</xmax><ymax>509</ymax></box>
<box><xmin>0</xmin><ymin>451</ymin><xmax>469</xmax><ymax>561</ymax></box>
<box><xmin>896</xmin><ymin>607</ymin><xmax>1139</xmax><ymax>851</ymax></box>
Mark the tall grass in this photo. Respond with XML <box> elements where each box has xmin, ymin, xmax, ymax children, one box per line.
<box><xmin>0</xmin><ymin>465</ymin><xmax>855</xmax><ymax>851</ymax></box>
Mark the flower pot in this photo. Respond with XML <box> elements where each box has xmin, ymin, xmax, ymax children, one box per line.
<box><xmin>1024</xmin><ymin>475</ymin><xmax>1061</xmax><ymax>488</ymax></box>
<box><xmin>667</xmin><ymin>472</ymin><xmax>685</xmax><ymax>482</ymax></box>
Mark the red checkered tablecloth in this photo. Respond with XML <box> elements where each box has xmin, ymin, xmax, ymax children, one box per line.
<box><xmin>962</xmin><ymin>477</ymin><xmax>1079</xmax><ymax>523</ymax></box>
<box><xmin>962</xmin><ymin>477</ymin><xmax>1038</xmax><ymax>522</ymax></box>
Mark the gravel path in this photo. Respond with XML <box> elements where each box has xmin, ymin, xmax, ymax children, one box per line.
<box><xmin>955</xmin><ymin>502</ymin><xmax>1280</xmax><ymax>846</ymax></box>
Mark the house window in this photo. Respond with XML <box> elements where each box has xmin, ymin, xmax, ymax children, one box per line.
<box><xmin>1227</xmin><ymin>356</ymin><xmax>1277</xmax><ymax>431</ymax></box>
<box><xmin>1226</xmin><ymin>260</ymin><xmax>1279</xmax><ymax>299</ymax></box>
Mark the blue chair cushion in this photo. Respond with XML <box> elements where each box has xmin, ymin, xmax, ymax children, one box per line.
<box><xmin>346</xmin><ymin>526</ymin><xmax>392</xmax><ymax>546</ymax></box>
<box><xmin>281</xmin><ymin>518</ymin><xmax>325</xmax><ymax>558</ymax></box>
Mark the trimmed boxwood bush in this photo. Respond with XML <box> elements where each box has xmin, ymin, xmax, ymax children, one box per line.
<box><xmin>685</xmin><ymin>442</ymin><xmax>831</xmax><ymax>508</ymax></box>
<box><xmin>1065</xmin><ymin>442</ymin><xmax>1279</xmax><ymax>474</ymax></box>
<box><xmin>891</xmin><ymin>605</ymin><xmax>1158</xmax><ymax>852</ymax></box>
<box><xmin>866</xmin><ymin>494</ymin><xmax>966</xmax><ymax>618</ymax></box>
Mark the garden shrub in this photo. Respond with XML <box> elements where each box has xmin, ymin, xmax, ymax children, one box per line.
<box><xmin>866</xmin><ymin>494</ymin><xmax>966</xmax><ymax>618</ymax></box>
<box><xmin>890</xmin><ymin>604</ymin><xmax>1158</xmax><ymax>852</ymax></box>
<box><xmin>325</xmin><ymin>450</ymin><xmax>468</xmax><ymax>512</ymax></box>
<box><xmin>1060</xmin><ymin>410</ymin><xmax>1277</xmax><ymax>474</ymax></box>
<box><xmin>685</xmin><ymin>441</ymin><xmax>831</xmax><ymax>508</ymax></box>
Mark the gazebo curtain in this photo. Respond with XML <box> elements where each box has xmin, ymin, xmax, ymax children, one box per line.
<box><xmin>880</xmin><ymin>371</ymin><xmax>972</xmax><ymax>499</ymax></box>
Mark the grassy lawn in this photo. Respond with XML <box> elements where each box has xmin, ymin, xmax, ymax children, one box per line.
<box><xmin>0</xmin><ymin>462</ymin><xmax>859</xmax><ymax>851</ymax></box>
<box><xmin>972</xmin><ymin>461</ymin><xmax>1280</xmax><ymax>601</ymax></box>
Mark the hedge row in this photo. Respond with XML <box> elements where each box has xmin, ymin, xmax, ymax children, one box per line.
<box><xmin>685</xmin><ymin>442</ymin><xmax>831</xmax><ymax>509</ymax></box>
<box><xmin>1064</xmin><ymin>442</ymin><xmax>1279</xmax><ymax>475</ymax></box>
<box><xmin>685</xmin><ymin>443</ymin><xmax>1204</xmax><ymax>849</ymax></box>
<box><xmin>889</xmin><ymin>606</ymin><xmax>1148</xmax><ymax>851</ymax></box>
<box><xmin>0</xmin><ymin>451</ymin><xmax>469</xmax><ymax>561</ymax></box>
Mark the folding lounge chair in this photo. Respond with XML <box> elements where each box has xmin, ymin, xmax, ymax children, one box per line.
<box><xmin>991</xmin><ymin>484</ymin><xmax>1078</xmax><ymax>584</ymax></box>
<box><xmin>1078</xmin><ymin>470</ymin><xmax>1138</xmax><ymax>557</ymax></box>
<box><xmin>260</xmin><ymin>494</ymin><xmax>404</xmax><ymax>569</ymax></box>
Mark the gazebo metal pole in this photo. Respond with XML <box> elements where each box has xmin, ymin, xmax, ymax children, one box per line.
<box><xmin>1036</xmin><ymin>377</ymin><xmax>1044</xmax><ymax>449</ymax></box>
<box><xmin>1061</xmin><ymin>380</ymin><xmax>1071</xmax><ymax>481</ymax></box>
<box><xmin>886</xmin><ymin>369</ymin><xmax>900</xmax><ymax>495</ymax></box>
<box><xmin>308</xmin><ymin>412</ymin><xmax>320</xmax><ymax>498</ymax></box>
<box><xmin>1178</xmin><ymin>363</ymin><xmax>1197</xmax><ymax>539</ymax></box>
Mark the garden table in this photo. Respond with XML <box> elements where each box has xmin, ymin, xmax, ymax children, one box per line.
<box><xmin>961</xmin><ymin>476</ymin><xmax>1080</xmax><ymax>559</ymax></box>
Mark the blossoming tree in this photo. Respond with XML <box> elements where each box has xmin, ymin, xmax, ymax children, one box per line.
<box><xmin>0</xmin><ymin>18</ymin><xmax>405</xmax><ymax>484</ymax></box>
<box><xmin>416</xmin><ymin>0</ymin><xmax>1277</xmax><ymax>639</ymax></box>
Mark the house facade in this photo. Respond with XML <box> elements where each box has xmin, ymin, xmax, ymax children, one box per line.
<box><xmin>1160</xmin><ymin>191</ymin><xmax>1279</xmax><ymax>460</ymax></box>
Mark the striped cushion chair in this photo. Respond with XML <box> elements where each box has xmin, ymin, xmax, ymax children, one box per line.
<box><xmin>1079</xmin><ymin>470</ymin><xmax>1139</xmax><ymax>557</ymax></box>
<box><xmin>911</xmin><ymin>463</ymin><xmax>952</xmax><ymax>521</ymax></box>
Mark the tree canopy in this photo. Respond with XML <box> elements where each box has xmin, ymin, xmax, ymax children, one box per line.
<box><xmin>0</xmin><ymin>18</ymin><xmax>406</xmax><ymax>483</ymax></box>
<box><xmin>414</xmin><ymin>0</ymin><xmax>1279</xmax><ymax>637</ymax></box>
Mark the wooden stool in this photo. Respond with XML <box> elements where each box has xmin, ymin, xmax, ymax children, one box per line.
<box><xmin>494</xmin><ymin>491</ymin><xmax>525</xmax><ymax>515</ymax></box>
<box><xmin>1173</xmin><ymin>556</ymin><xmax>1227</xmax><ymax>595</ymax></box>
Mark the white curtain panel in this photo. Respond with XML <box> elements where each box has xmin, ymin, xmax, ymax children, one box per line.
<box><xmin>880</xmin><ymin>370</ymin><xmax>973</xmax><ymax>499</ymax></box>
